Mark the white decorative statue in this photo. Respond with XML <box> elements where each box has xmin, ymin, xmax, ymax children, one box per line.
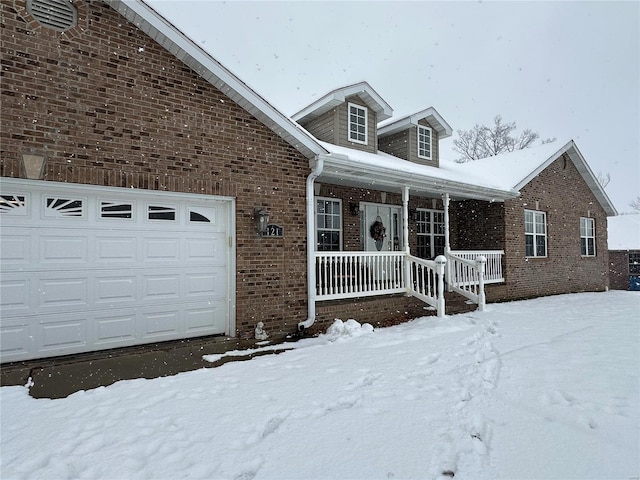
<box><xmin>255</xmin><ymin>321</ymin><xmax>269</xmax><ymax>341</ymax></box>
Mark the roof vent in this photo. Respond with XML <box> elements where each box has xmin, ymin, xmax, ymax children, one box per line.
<box><xmin>27</xmin><ymin>0</ymin><xmax>77</xmax><ymax>32</ymax></box>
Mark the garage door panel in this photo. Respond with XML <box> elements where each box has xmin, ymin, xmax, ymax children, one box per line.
<box><xmin>38</xmin><ymin>316</ymin><xmax>87</xmax><ymax>352</ymax></box>
<box><xmin>0</xmin><ymin>321</ymin><xmax>32</xmax><ymax>360</ymax></box>
<box><xmin>0</xmin><ymin>234</ymin><xmax>32</xmax><ymax>264</ymax></box>
<box><xmin>185</xmin><ymin>303</ymin><xmax>226</xmax><ymax>333</ymax></box>
<box><xmin>40</xmin><ymin>235</ymin><xmax>89</xmax><ymax>263</ymax></box>
<box><xmin>186</xmin><ymin>268</ymin><xmax>226</xmax><ymax>298</ymax></box>
<box><xmin>95</xmin><ymin>276</ymin><xmax>137</xmax><ymax>304</ymax></box>
<box><xmin>0</xmin><ymin>179</ymin><xmax>233</xmax><ymax>362</ymax></box>
<box><xmin>143</xmin><ymin>310</ymin><xmax>181</xmax><ymax>338</ymax></box>
<box><xmin>186</xmin><ymin>234</ymin><xmax>226</xmax><ymax>261</ymax></box>
<box><xmin>38</xmin><ymin>276</ymin><xmax>89</xmax><ymax>309</ymax></box>
<box><xmin>95</xmin><ymin>236</ymin><xmax>137</xmax><ymax>263</ymax></box>
<box><xmin>94</xmin><ymin>314</ymin><xmax>137</xmax><ymax>345</ymax></box>
<box><xmin>144</xmin><ymin>237</ymin><xmax>181</xmax><ymax>262</ymax></box>
<box><xmin>0</xmin><ymin>277</ymin><xmax>31</xmax><ymax>312</ymax></box>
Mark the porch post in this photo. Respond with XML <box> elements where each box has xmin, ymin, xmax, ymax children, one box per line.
<box><xmin>402</xmin><ymin>186</ymin><xmax>411</xmax><ymax>295</ymax></box>
<box><xmin>402</xmin><ymin>186</ymin><xmax>410</xmax><ymax>254</ymax></box>
<box><xmin>443</xmin><ymin>193</ymin><xmax>452</xmax><ymax>292</ymax></box>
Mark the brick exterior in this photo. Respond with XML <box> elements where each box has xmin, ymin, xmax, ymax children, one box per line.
<box><xmin>1</xmin><ymin>0</ymin><xmax>310</xmax><ymax>339</ymax></box>
<box><xmin>495</xmin><ymin>153</ymin><xmax>609</xmax><ymax>300</ymax></box>
<box><xmin>609</xmin><ymin>250</ymin><xmax>638</xmax><ymax>290</ymax></box>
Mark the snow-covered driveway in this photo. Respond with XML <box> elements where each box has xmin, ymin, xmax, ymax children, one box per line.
<box><xmin>1</xmin><ymin>291</ymin><xmax>638</xmax><ymax>480</ymax></box>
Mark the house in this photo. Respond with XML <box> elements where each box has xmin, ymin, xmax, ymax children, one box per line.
<box><xmin>0</xmin><ymin>0</ymin><xmax>616</xmax><ymax>364</ymax></box>
<box><xmin>608</xmin><ymin>214</ymin><xmax>640</xmax><ymax>290</ymax></box>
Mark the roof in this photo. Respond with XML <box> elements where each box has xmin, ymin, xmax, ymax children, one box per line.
<box><xmin>316</xmin><ymin>141</ymin><xmax>519</xmax><ymax>202</ymax></box>
<box><xmin>105</xmin><ymin>0</ymin><xmax>326</xmax><ymax>160</ymax></box>
<box><xmin>291</xmin><ymin>82</ymin><xmax>393</xmax><ymax>124</ymax></box>
<box><xmin>443</xmin><ymin>140</ymin><xmax>618</xmax><ymax>216</ymax></box>
<box><xmin>378</xmin><ymin>107</ymin><xmax>453</xmax><ymax>139</ymax></box>
<box><xmin>608</xmin><ymin>214</ymin><xmax>640</xmax><ymax>250</ymax></box>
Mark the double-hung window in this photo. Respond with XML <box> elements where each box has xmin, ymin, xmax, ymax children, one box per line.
<box><xmin>416</xmin><ymin>209</ymin><xmax>445</xmax><ymax>259</ymax></box>
<box><xmin>348</xmin><ymin>103</ymin><xmax>367</xmax><ymax>144</ymax></box>
<box><xmin>629</xmin><ymin>253</ymin><xmax>640</xmax><ymax>274</ymax></box>
<box><xmin>580</xmin><ymin>217</ymin><xmax>596</xmax><ymax>256</ymax></box>
<box><xmin>525</xmin><ymin>210</ymin><xmax>547</xmax><ymax>257</ymax></box>
<box><xmin>417</xmin><ymin>125</ymin><xmax>432</xmax><ymax>160</ymax></box>
<box><xmin>316</xmin><ymin>198</ymin><xmax>342</xmax><ymax>251</ymax></box>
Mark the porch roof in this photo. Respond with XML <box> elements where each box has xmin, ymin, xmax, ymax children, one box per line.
<box><xmin>315</xmin><ymin>142</ymin><xmax>520</xmax><ymax>202</ymax></box>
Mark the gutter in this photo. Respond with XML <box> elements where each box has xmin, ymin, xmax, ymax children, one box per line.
<box><xmin>298</xmin><ymin>156</ymin><xmax>325</xmax><ymax>331</ymax></box>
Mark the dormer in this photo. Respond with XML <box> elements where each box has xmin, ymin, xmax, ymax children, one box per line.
<box><xmin>377</xmin><ymin>108</ymin><xmax>453</xmax><ymax>168</ymax></box>
<box><xmin>291</xmin><ymin>82</ymin><xmax>393</xmax><ymax>154</ymax></box>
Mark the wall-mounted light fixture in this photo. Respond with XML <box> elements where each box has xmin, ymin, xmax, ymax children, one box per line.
<box><xmin>409</xmin><ymin>209</ymin><xmax>418</xmax><ymax>221</ymax></box>
<box><xmin>254</xmin><ymin>207</ymin><xmax>270</xmax><ymax>235</ymax></box>
<box><xmin>21</xmin><ymin>153</ymin><xmax>46</xmax><ymax>180</ymax></box>
<box><xmin>349</xmin><ymin>202</ymin><xmax>359</xmax><ymax>216</ymax></box>
<box><xmin>380</xmin><ymin>192</ymin><xmax>387</xmax><ymax>204</ymax></box>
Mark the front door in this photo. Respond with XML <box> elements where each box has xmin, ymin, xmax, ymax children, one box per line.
<box><xmin>363</xmin><ymin>203</ymin><xmax>402</xmax><ymax>252</ymax></box>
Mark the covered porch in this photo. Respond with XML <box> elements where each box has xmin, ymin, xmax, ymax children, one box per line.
<box><xmin>302</xmin><ymin>148</ymin><xmax>518</xmax><ymax>329</ymax></box>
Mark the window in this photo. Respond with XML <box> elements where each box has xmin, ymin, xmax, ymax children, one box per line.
<box><xmin>416</xmin><ymin>209</ymin><xmax>445</xmax><ymax>259</ymax></box>
<box><xmin>629</xmin><ymin>253</ymin><xmax>640</xmax><ymax>274</ymax></box>
<box><xmin>417</xmin><ymin>125</ymin><xmax>432</xmax><ymax>160</ymax></box>
<box><xmin>525</xmin><ymin>210</ymin><xmax>547</xmax><ymax>257</ymax></box>
<box><xmin>580</xmin><ymin>217</ymin><xmax>596</xmax><ymax>256</ymax></box>
<box><xmin>316</xmin><ymin>198</ymin><xmax>342</xmax><ymax>251</ymax></box>
<box><xmin>45</xmin><ymin>197</ymin><xmax>84</xmax><ymax>218</ymax></box>
<box><xmin>101</xmin><ymin>201</ymin><xmax>133</xmax><ymax>219</ymax></box>
<box><xmin>348</xmin><ymin>103</ymin><xmax>367</xmax><ymax>144</ymax></box>
<box><xmin>147</xmin><ymin>205</ymin><xmax>176</xmax><ymax>221</ymax></box>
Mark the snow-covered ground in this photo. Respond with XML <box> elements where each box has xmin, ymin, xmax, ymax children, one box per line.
<box><xmin>1</xmin><ymin>291</ymin><xmax>638</xmax><ymax>480</ymax></box>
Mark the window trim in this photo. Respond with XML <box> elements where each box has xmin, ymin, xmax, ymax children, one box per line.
<box><xmin>524</xmin><ymin>209</ymin><xmax>547</xmax><ymax>258</ymax></box>
<box><xmin>580</xmin><ymin>217</ymin><xmax>596</xmax><ymax>257</ymax></box>
<box><xmin>416</xmin><ymin>208</ymin><xmax>445</xmax><ymax>259</ymax></box>
<box><xmin>417</xmin><ymin>125</ymin><xmax>433</xmax><ymax>160</ymax></box>
<box><xmin>348</xmin><ymin>102</ymin><xmax>368</xmax><ymax>145</ymax></box>
<box><xmin>315</xmin><ymin>197</ymin><xmax>343</xmax><ymax>251</ymax></box>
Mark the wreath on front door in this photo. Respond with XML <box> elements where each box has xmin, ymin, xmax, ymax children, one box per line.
<box><xmin>369</xmin><ymin>218</ymin><xmax>386</xmax><ymax>243</ymax></box>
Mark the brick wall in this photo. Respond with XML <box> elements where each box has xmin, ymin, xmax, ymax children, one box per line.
<box><xmin>1</xmin><ymin>0</ymin><xmax>310</xmax><ymax>339</ymax></box>
<box><xmin>609</xmin><ymin>250</ymin><xmax>631</xmax><ymax>290</ymax></box>
<box><xmin>500</xmin><ymin>153</ymin><xmax>609</xmax><ymax>300</ymax></box>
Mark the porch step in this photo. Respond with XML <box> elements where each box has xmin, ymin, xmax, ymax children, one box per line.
<box><xmin>444</xmin><ymin>292</ymin><xmax>478</xmax><ymax>315</ymax></box>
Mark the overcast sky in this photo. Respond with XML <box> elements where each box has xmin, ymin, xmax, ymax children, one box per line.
<box><xmin>147</xmin><ymin>0</ymin><xmax>639</xmax><ymax>213</ymax></box>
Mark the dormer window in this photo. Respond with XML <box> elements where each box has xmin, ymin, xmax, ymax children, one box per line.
<box><xmin>348</xmin><ymin>103</ymin><xmax>368</xmax><ymax>144</ymax></box>
<box><xmin>417</xmin><ymin>125</ymin><xmax>432</xmax><ymax>160</ymax></box>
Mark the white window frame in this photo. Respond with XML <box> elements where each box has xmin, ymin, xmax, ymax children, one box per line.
<box><xmin>525</xmin><ymin>209</ymin><xmax>547</xmax><ymax>258</ymax></box>
<box><xmin>348</xmin><ymin>102</ymin><xmax>368</xmax><ymax>145</ymax></box>
<box><xmin>315</xmin><ymin>197</ymin><xmax>342</xmax><ymax>251</ymax></box>
<box><xmin>580</xmin><ymin>217</ymin><xmax>596</xmax><ymax>257</ymax></box>
<box><xmin>416</xmin><ymin>208</ymin><xmax>445</xmax><ymax>259</ymax></box>
<box><xmin>417</xmin><ymin>125</ymin><xmax>433</xmax><ymax>160</ymax></box>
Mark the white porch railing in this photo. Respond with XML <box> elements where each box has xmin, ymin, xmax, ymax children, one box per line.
<box><xmin>314</xmin><ymin>250</ymin><xmax>503</xmax><ymax>316</ymax></box>
<box><xmin>315</xmin><ymin>251</ymin><xmax>406</xmax><ymax>301</ymax></box>
<box><xmin>448</xmin><ymin>250</ymin><xmax>504</xmax><ymax>284</ymax></box>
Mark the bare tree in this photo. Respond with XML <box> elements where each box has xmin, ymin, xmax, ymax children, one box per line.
<box><xmin>453</xmin><ymin>115</ymin><xmax>554</xmax><ymax>163</ymax></box>
<box><xmin>630</xmin><ymin>196</ymin><xmax>640</xmax><ymax>212</ymax></box>
<box><xmin>596</xmin><ymin>171</ymin><xmax>611</xmax><ymax>189</ymax></box>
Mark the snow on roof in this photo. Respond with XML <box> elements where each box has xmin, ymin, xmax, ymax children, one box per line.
<box><xmin>442</xmin><ymin>140</ymin><xmax>617</xmax><ymax>216</ymax></box>
<box><xmin>608</xmin><ymin>214</ymin><xmax>640</xmax><ymax>250</ymax></box>
<box><xmin>440</xmin><ymin>141</ymin><xmax>571</xmax><ymax>191</ymax></box>
<box><xmin>318</xmin><ymin>141</ymin><xmax>519</xmax><ymax>200</ymax></box>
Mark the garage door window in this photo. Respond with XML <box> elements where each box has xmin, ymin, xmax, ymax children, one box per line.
<box><xmin>0</xmin><ymin>195</ymin><xmax>27</xmax><ymax>215</ymax></box>
<box><xmin>101</xmin><ymin>201</ymin><xmax>133</xmax><ymax>219</ymax></box>
<box><xmin>45</xmin><ymin>198</ymin><xmax>84</xmax><ymax>218</ymax></box>
<box><xmin>147</xmin><ymin>205</ymin><xmax>176</xmax><ymax>221</ymax></box>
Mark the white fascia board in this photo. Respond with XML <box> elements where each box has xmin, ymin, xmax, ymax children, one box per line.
<box><xmin>378</xmin><ymin>107</ymin><xmax>453</xmax><ymax>139</ymax></box>
<box><xmin>513</xmin><ymin>140</ymin><xmax>617</xmax><ymax>216</ymax></box>
<box><xmin>320</xmin><ymin>154</ymin><xmax>519</xmax><ymax>202</ymax></box>
<box><xmin>292</xmin><ymin>82</ymin><xmax>393</xmax><ymax>123</ymax></box>
<box><xmin>107</xmin><ymin>0</ymin><xmax>326</xmax><ymax>160</ymax></box>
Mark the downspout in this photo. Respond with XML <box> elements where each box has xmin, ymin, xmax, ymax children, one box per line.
<box><xmin>402</xmin><ymin>186</ymin><xmax>411</xmax><ymax>296</ymax></box>
<box><xmin>298</xmin><ymin>156</ymin><xmax>324</xmax><ymax>331</ymax></box>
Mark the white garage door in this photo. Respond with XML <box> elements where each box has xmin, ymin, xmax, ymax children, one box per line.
<box><xmin>0</xmin><ymin>178</ymin><xmax>235</xmax><ymax>363</ymax></box>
